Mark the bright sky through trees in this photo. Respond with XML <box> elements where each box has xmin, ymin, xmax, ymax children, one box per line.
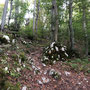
<box><xmin>0</xmin><ymin>0</ymin><xmax>34</xmax><ymax>19</ymax></box>
<box><xmin>0</xmin><ymin>0</ymin><xmax>5</xmax><ymax>4</ymax></box>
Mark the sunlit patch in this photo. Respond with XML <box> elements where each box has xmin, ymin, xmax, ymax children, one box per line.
<box><xmin>58</xmin><ymin>55</ymin><xmax>60</xmax><ymax>58</ymax></box>
<box><xmin>50</xmin><ymin>42</ymin><xmax>55</xmax><ymax>48</ymax></box>
<box><xmin>65</xmin><ymin>52</ymin><xmax>68</xmax><ymax>57</ymax></box>
<box><xmin>5</xmin><ymin>67</ymin><xmax>8</xmax><ymax>71</ymax></box>
<box><xmin>51</xmin><ymin>48</ymin><xmax>54</xmax><ymax>51</ymax></box>
<box><xmin>52</xmin><ymin>56</ymin><xmax>54</xmax><ymax>58</ymax></box>
<box><xmin>61</xmin><ymin>47</ymin><xmax>65</xmax><ymax>51</ymax></box>
<box><xmin>55</xmin><ymin>46</ymin><xmax>59</xmax><ymax>51</ymax></box>
<box><xmin>49</xmin><ymin>50</ymin><xmax>51</xmax><ymax>54</ymax></box>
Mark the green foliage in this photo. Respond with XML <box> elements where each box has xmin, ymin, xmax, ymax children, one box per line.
<box><xmin>12</xmin><ymin>54</ymin><xmax>18</xmax><ymax>60</ymax></box>
<box><xmin>19</xmin><ymin>52</ymin><xmax>27</xmax><ymax>62</ymax></box>
<box><xmin>20</xmin><ymin>25</ymin><xmax>33</xmax><ymax>39</ymax></box>
<box><xmin>9</xmin><ymin>0</ymin><xmax>29</xmax><ymax>30</ymax></box>
<box><xmin>10</xmin><ymin>68</ymin><xmax>21</xmax><ymax>77</ymax></box>
<box><xmin>0</xmin><ymin>4</ymin><xmax>4</xmax><ymax>20</ymax></box>
<box><xmin>71</xmin><ymin>64</ymin><xmax>78</xmax><ymax>71</ymax></box>
<box><xmin>65</xmin><ymin>58</ymin><xmax>90</xmax><ymax>73</ymax></box>
<box><xmin>12</xmin><ymin>52</ymin><xmax>27</xmax><ymax>62</ymax></box>
<box><xmin>0</xmin><ymin>68</ymin><xmax>7</xmax><ymax>89</ymax></box>
<box><xmin>4</xmin><ymin>81</ymin><xmax>20</xmax><ymax>90</ymax></box>
<box><xmin>0</xmin><ymin>68</ymin><xmax>20</xmax><ymax>90</ymax></box>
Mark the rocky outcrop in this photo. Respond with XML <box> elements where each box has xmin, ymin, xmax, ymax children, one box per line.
<box><xmin>42</xmin><ymin>42</ymin><xmax>68</xmax><ymax>64</ymax></box>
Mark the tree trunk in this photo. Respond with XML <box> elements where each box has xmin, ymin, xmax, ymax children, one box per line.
<box><xmin>8</xmin><ymin>0</ymin><xmax>13</xmax><ymax>26</ymax></box>
<box><xmin>1</xmin><ymin>0</ymin><xmax>9</xmax><ymax>31</ymax></box>
<box><xmin>54</xmin><ymin>0</ymin><xmax>58</xmax><ymax>42</ymax></box>
<box><xmin>15</xmin><ymin>1</ymin><xmax>19</xmax><ymax>31</ymax></box>
<box><xmin>51</xmin><ymin>0</ymin><xmax>59</xmax><ymax>42</ymax></box>
<box><xmin>33</xmin><ymin>0</ymin><xmax>36</xmax><ymax>36</ymax></box>
<box><xmin>69</xmin><ymin>0</ymin><xmax>74</xmax><ymax>50</ymax></box>
<box><xmin>82</xmin><ymin>6</ymin><xmax>88</xmax><ymax>56</ymax></box>
<box><xmin>35</xmin><ymin>0</ymin><xmax>40</xmax><ymax>36</ymax></box>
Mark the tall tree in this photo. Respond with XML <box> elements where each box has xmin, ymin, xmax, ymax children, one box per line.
<box><xmin>15</xmin><ymin>0</ymin><xmax>19</xmax><ymax>31</ymax></box>
<box><xmin>82</xmin><ymin>2</ymin><xmax>88</xmax><ymax>56</ymax></box>
<box><xmin>33</xmin><ymin>0</ymin><xmax>36</xmax><ymax>35</ymax></box>
<box><xmin>1</xmin><ymin>0</ymin><xmax>9</xmax><ymax>31</ymax></box>
<box><xmin>8</xmin><ymin>0</ymin><xmax>13</xmax><ymax>26</ymax></box>
<box><xmin>35</xmin><ymin>0</ymin><xmax>40</xmax><ymax>35</ymax></box>
<box><xmin>69</xmin><ymin>0</ymin><xmax>74</xmax><ymax>50</ymax></box>
<box><xmin>51</xmin><ymin>0</ymin><xmax>59</xmax><ymax>42</ymax></box>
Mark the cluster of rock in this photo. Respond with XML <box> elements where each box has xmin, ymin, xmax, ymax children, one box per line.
<box><xmin>42</xmin><ymin>42</ymin><xmax>68</xmax><ymax>64</ymax></box>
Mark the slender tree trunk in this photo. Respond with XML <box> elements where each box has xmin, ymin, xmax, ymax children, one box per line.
<box><xmin>54</xmin><ymin>0</ymin><xmax>58</xmax><ymax>42</ymax></box>
<box><xmin>8</xmin><ymin>0</ymin><xmax>13</xmax><ymax>26</ymax></box>
<box><xmin>82</xmin><ymin>6</ymin><xmax>88</xmax><ymax>56</ymax></box>
<box><xmin>33</xmin><ymin>0</ymin><xmax>36</xmax><ymax>36</ymax></box>
<box><xmin>15</xmin><ymin>2</ymin><xmax>19</xmax><ymax>31</ymax></box>
<box><xmin>1</xmin><ymin>0</ymin><xmax>9</xmax><ymax>31</ymax></box>
<box><xmin>35</xmin><ymin>0</ymin><xmax>40</xmax><ymax>35</ymax></box>
<box><xmin>51</xmin><ymin>0</ymin><xmax>55</xmax><ymax>42</ymax></box>
<box><xmin>51</xmin><ymin>0</ymin><xmax>59</xmax><ymax>42</ymax></box>
<box><xmin>69</xmin><ymin>0</ymin><xmax>74</xmax><ymax>50</ymax></box>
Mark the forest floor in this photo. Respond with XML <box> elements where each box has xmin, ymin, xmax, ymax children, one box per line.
<box><xmin>0</xmin><ymin>37</ymin><xmax>90</xmax><ymax>90</ymax></box>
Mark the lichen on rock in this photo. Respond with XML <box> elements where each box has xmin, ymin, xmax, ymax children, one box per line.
<box><xmin>42</xmin><ymin>42</ymin><xmax>68</xmax><ymax>64</ymax></box>
<box><xmin>0</xmin><ymin>34</ymin><xmax>10</xmax><ymax>44</ymax></box>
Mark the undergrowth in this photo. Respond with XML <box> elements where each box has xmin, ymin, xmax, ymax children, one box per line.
<box><xmin>65</xmin><ymin>58</ymin><xmax>90</xmax><ymax>74</ymax></box>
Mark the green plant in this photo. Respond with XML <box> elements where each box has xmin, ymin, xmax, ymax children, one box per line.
<box><xmin>4</xmin><ymin>81</ymin><xmax>20</xmax><ymax>90</ymax></box>
<box><xmin>10</xmin><ymin>68</ymin><xmax>20</xmax><ymax>77</ymax></box>
<box><xmin>19</xmin><ymin>52</ymin><xmax>27</xmax><ymax>62</ymax></box>
<box><xmin>65</xmin><ymin>58</ymin><xmax>90</xmax><ymax>73</ymax></box>
<box><xmin>71</xmin><ymin>64</ymin><xmax>78</xmax><ymax>71</ymax></box>
<box><xmin>12</xmin><ymin>54</ymin><xmax>18</xmax><ymax>60</ymax></box>
<box><xmin>19</xmin><ymin>25</ymin><xmax>33</xmax><ymax>40</ymax></box>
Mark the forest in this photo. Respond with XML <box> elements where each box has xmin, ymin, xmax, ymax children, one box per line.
<box><xmin>0</xmin><ymin>0</ymin><xmax>90</xmax><ymax>90</ymax></box>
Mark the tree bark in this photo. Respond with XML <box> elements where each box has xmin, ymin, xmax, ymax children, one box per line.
<box><xmin>54</xmin><ymin>0</ymin><xmax>58</xmax><ymax>42</ymax></box>
<box><xmin>15</xmin><ymin>1</ymin><xmax>19</xmax><ymax>31</ymax></box>
<box><xmin>8</xmin><ymin>0</ymin><xmax>13</xmax><ymax>26</ymax></box>
<box><xmin>69</xmin><ymin>0</ymin><xmax>74</xmax><ymax>50</ymax></box>
<box><xmin>35</xmin><ymin>0</ymin><xmax>40</xmax><ymax>36</ymax></box>
<box><xmin>33</xmin><ymin>0</ymin><xmax>36</xmax><ymax>36</ymax></box>
<box><xmin>82</xmin><ymin>6</ymin><xmax>88</xmax><ymax>56</ymax></box>
<box><xmin>51</xmin><ymin>0</ymin><xmax>59</xmax><ymax>42</ymax></box>
<box><xmin>1</xmin><ymin>0</ymin><xmax>9</xmax><ymax>31</ymax></box>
